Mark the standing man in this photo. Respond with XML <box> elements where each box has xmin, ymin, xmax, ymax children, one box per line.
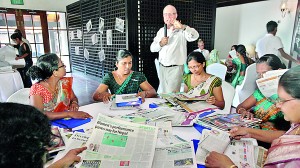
<box><xmin>256</xmin><ymin>21</ymin><xmax>300</xmax><ymax>66</ymax></box>
<box><xmin>11</xmin><ymin>33</ymin><xmax>33</xmax><ymax>88</ymax></box>
<box><xmin>150</xmin><ymin>5</ymin><xmax>199</xmax><ymax>93</ymax></box>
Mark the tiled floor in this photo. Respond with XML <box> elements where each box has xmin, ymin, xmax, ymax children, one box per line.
<box><xmin>67</xmin><ymin>72</ymin><xmax>100</xmax><ymax>106</ymax></box>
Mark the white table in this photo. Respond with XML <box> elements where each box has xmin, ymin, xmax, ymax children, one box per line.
<box><xmin>0</xmin><ymin>70</ymin><xmax>24</xmax><ymax>102</ymax></box>
<box><xmin>76</xmin><ymin>98</ymin><xmax>205</xmax><ymax>141</ymax></box>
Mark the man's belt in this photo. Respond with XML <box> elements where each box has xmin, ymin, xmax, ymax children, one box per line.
<box><xmin>159</xmin><ymin>62</ymin><xmax>178</xmax><ymax>67</ymax></box>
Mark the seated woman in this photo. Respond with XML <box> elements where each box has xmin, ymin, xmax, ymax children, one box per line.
<box><xmin>93</xmin><ymin>49</ymin><xmax>156</xmax><ymax>103</ymax></box>
<box><xmin>0</xmin><ymin>103</ymin><xmax>86</xmax><ymax>168</ymax></box>
<box><xmin>205</xmin><ymin>66</ymin><xmax>300</xmax><ymax>168</ymax></box>
<box><xmin>183</xmin><ymin>51</ymin><xmax>225</xmax><ymax>109</ymax></box>
<box><xmin>230</xmin><ymin>44</ymin><xmax>254</xmax><ymax>88</ymax></box>
<box><xmin>28</xmin><ymin>53</ymin><xmax>92</xmax><ymax>120</ymax></box>
<box><xmin>237</xmin><ymin>54</ymin><xmax>290</xmax><ymax>131</ymax></box>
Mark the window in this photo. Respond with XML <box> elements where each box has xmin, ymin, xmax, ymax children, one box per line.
<box><xmin>47</xmin><ymin>12</ymin><xmax>70</xmax><ymax>72</ymax></box>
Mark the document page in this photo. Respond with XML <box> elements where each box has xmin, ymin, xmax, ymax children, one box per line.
<box><xmin>77</xmin><ymin>113</ymin><xmax>158</xmax><ymax>168</ymax></box>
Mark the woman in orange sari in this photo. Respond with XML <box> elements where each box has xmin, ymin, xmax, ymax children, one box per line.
<box><xmin>28</xmin><ymin>53</ymin><xmax>92</xmax><ymax>120</ymax></box>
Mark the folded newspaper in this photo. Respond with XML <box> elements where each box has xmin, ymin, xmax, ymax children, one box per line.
<box><xmin>196</xmin><ymin>128</ymin><xmax>266</xmax><ymax>167</ymax></box>
<box><xmin>76</xmin><ymin>113</ymin><xmax>158</xmax><ymax>168</ymax></box>
<box><xmin>256</xmin><ymin>69</ymin><xmax>288</xmax><ymax>99</ymax></box>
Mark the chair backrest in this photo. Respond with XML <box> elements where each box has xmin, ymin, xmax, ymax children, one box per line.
<box><xmin>232</xmin><ymin>63</ymin><xmax>257</xmax><ymax>107</ymax></box>
<box><xmin>206</xmin><ymin>63</ymin><xmax>227</xmax><ymax>80</ymax></box>
<box><xmin>6</xmin><ymin>88</ymin><xmax>30</xmax><ymax>105</ymax></box>
<box><xmin>219</xmin><ymin>81</ymin><xmax>235</xmax><ymax>114</ymax></box>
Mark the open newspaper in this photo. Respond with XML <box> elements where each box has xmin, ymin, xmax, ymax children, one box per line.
<box><xmin>152</xmin><ymin>121</ymin><xmax>197</xmax><ymax>168</ymax></box>
<box><xmin>76</xmin><ymin>113</ymin><xmax>158</xmax><ymax>168</ymax></box>
<box><xmin>196</xmin><ymin>129</ymin><xmax>261</xmax><ymax>167</ymax></box>
<box><xmin>256</xmin><ymin>69</ymin><xmax>288</xmax><ymax>99</ymax></box>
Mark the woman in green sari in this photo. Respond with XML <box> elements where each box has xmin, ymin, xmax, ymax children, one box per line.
<box><xmin>236</xmin><ymin>54</ymin><xmax>289</xmax><ymax>131</ymax></box>
<box><xmin>93</xmin><ymin>49</ymin><xmax>156</xmax><ymax>103</ymax></box>
<box><xmin>183</xmin><ymin>52</ymin><xmax>225</xmax><ymax>109</ymax></box>
<box><xmin>230</xmin><ymin>44</ymin><xmax>254</xmax><ymax>88</ymax></box>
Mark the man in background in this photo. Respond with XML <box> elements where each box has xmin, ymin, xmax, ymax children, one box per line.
<box><xmin>256</xmin><ymin>20</ymin><xmax>299</xmax><ymax>66</ymax></box>
<box><xmin>150</xmin><ymin>5</ymin><xmax>199</xmax><ymax>93</ymax></box>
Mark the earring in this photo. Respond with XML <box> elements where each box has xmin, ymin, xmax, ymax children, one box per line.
<box><xmin>114</xmin><ymin>67</ymin><xmax>118</xmax><ymax>71</ymax></box>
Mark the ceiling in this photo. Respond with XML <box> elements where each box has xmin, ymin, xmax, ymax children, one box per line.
<box><xmin>216</xmin><ymin>0</ymin><xmax>267</xmax><ymax>7</ymax></box>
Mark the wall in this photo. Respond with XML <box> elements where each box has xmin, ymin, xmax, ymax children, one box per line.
<box><xmin>215</xmin><ymin>0</ymin><xmax>298</xmax><ymax>61</ymax></box>
<box><xmin>0</xmin><ymin>0</ymin><xmax>79</xmax><ymax>12</ymax></box>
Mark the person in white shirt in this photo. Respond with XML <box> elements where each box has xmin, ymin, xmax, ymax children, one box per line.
<box><xmin>256</xmin><ymin>21</ymin><xmax>299</xmax><ymax>66</ymax></box>
<box><xmin>194</xmin><ymin>39</ymin><xmax>210</xmax><ymax>60</ymax></box>
<box><xmin>150</xmin><ymin>5</ymin><xmax>199</xmax><ymax>93</ymax></box>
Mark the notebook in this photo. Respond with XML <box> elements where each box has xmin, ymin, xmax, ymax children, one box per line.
<box><xmin>51</xmin><ymin>118</ymin><xmax>91</xmax><ymax>129</ymax></box>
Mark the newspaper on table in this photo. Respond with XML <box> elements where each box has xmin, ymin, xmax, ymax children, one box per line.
<box><xmin>114</xmin><ymin>107</ymin><xmax>175</xmax><ymax>124</ymax></box>
<box><xmin>196</xmin><ymin>128</ymin><xmax>256</xmax><ymax>167</ymax></box>
<box><xmin>195</xmin><ymin>114</ymin><xmax>261</xmax><ymax>131</ymax></box>
<box><xmin>48</xmin><ymin>126</ymin><xmax>66</xmax><ymax>153</ymax></box>
<box><xmin>53</xmin><ymin>132</ymin><xmax>90</xmax><ymax>163</ymax></box>
<box><xmin>256</xmin><ymin>69</ymin><xmax>288</xmax><ymax>99</ymax></box>
<box><xmin>76</xmin><ymin>113</ymin><xmax>158</xmax><ymax>168</ymax></box>
<box><xmin>151</xmin><ymin>122</ymin><xmax>197</xmax><ymax>168</ymax></box>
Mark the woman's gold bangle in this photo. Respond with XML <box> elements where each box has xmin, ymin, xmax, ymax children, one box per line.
<box><xmin>229</xmin><ymin>165</ymin><xmax>238</xmax><ymax>168</ymax></box>
<box><xmin>237</xmin><ymin>108</ymin><xmax>246</xmax><ymax>114</ymax></box>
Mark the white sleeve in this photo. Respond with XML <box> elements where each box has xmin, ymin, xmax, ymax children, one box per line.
<box><xmin>183</xmin><ymin>26</ymin><xmax>199</xmax><ymax>42</ymax></box>
<box><xmin>274</xmin><ymin>37</ymin><xmax>284</xmax><ymax>50</ymax></box>
<box><xmin>150</xmin><ymin>28</ymin><xmax>163</xmax><ymax>52</ymax></box>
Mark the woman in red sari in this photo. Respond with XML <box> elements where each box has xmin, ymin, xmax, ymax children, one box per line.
<box><xmin>205</xmin><ymin>66</ymin><xmax>300</xmax><ymax>168</ymax></box>
<box><xmin>28</xmin><ymin>53</ymin><xmax>92</xmax><ymax>120</ymax></box>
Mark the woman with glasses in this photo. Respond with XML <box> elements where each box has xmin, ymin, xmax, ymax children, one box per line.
<box><xmin>183</xmin><ymin>51</ymin><xmax>225</xmax><ymax>109</ymax></box>
<box><xmin>205</xmin><ymin>66</ymin><xmax>300</xmax><ymax>168</ymax></box>
<box><xmin>27</xmin><ymin>53</ymin><xmax>92</xmax><ymax>120</ymax></box>
<box><xmin>236</xmin><ymin>54</ymin><xmax>289</xmax><ymax>131</ymax></box>
<box><xmin>92</xmin><ymin>49</ymin><xmax>156</xmax><ymax>103</ymax></box>
<box><xmin>230</xmin><ymin>44</ymin><xmax>254</xmax><ymax>88</ymax></box>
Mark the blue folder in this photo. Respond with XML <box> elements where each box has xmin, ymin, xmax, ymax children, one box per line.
<box><xmin>51</xmin><ymin>118</ymin><xmax>91</xmax><ymax>129</ymax></box>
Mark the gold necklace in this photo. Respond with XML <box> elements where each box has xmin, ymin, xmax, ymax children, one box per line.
<box><xmin>44</xmin><ymin>80</ymin><xmax>58</xmax><ymax>95</ymax></box>
<box><xmin>295</xmin><ymin>126</ymin><xmax>300</xmax><ymax>135</ymax></box>
<box><xmin>193</xmin><ymin>74</ymin><xmax>207</xmax><ymax>83</ymax></box>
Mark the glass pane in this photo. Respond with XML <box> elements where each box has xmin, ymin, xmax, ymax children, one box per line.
<box><xmin>36</xmin><ymin>44</ymin><xmax>44</xmax><ymax>57</ymax></box>
<box><xmin>0</xmin><ymin>30</ymin><xmax>9</xmax><ymax>43</ymax></box>
<box><xmin>8</xmin><ymin>29</ymin><xmax>15</xmax><ymax>43</ymax></box>
<box><xmin>25</xmin><ymin>29</ymin><xmax>35</xmax><ymax>43</ymax></box>
<box><xmin>6</xmin><ymin>14</ymin><xmax>17</xmax><ymax>29</ymax></box>
<box><xmin>47</xmin><ymin>12</ymin><xmax>57</xmax><ymax>29</ymax></box>
<box><xmin>0</xmin><ymin>13</ymin><xmax>7</xmax><ymax>27</ymax></box>
<box><xmin>57</xmin><ymin>13</ymin><xmax>66</xmax><ymax>29</ymax></box>
<box><xmin>34</xmin><ymin>29</ymin><xmax>43</xmax><ymax>43</ymax></box>
<box><xmin>23</xmin><ymin>15</ymin><xmax>33</xmax><ymax>27</ymax></box>
<box><xmin>31</xmin><ymin>44</ymin><xmax>36</xmax><ymax>57</ymax></box>
<box><xmin>48</xmin><ymin>30</ymin><xmax>60</xmax><ymax>54</ymax></box>
<box><xmin>33</xmin><ymin>15</ymin><xmax>41</xmax><ymax>28</ymax></box>
<box><xmin>59</xmin><ymin>30</ymin><xmax>69</xmax><ymax>55</ymax></box>
<box><xmin>32</xmin><ymin>57</ymin><xmax>37</xmax><ymax>65</ymax></box>
<box><xmin>61</xmin><ymin>56</ymin><xmax>70</xmax><ymax>72</ymax></box>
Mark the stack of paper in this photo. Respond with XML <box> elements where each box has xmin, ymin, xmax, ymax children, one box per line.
<box><xmin>195</xmin><ymin>114</ymin><xmax>261</xmax><ymax>131</ymax></box>
<box><xmin>115</xmin><ymin>93</ymin><xmax>142</xmax><ymax>107</ymax></box>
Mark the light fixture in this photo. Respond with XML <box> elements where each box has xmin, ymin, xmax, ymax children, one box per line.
<box><xmin>280</xmin><ymin>0</ymin><xmax>290</xmax><ymax>18</ymax></box>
